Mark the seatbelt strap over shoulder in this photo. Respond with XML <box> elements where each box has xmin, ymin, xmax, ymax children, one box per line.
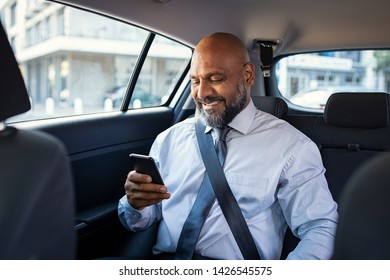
<box><xmin>195</xmin><ymin>119</ymin><xmax>261</xmax><ymax>260</ymax></box>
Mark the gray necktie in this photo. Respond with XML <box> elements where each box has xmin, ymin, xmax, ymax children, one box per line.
<box><xmin>175</xmin><ymin>127</ymin><xmax>230</xmax><ymax>259</ymax></box>
<box><xmin>215</xmin><ymin>127</ymin><xmax>230</xmax><ymax>166</ymax></box>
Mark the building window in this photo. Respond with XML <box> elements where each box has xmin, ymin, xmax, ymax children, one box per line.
<box><xmin>10</xmin><ymin>36</ymin><xmax>16</xmax><ymax>52</ymax></box>
<box><xmin>10</xmin><ymin>2</ymin><xmax>16</xmax><ymax>26</ymax></box>
<box><xmin>56</xmin><ymin>8</ymin><xmax>64</xmax><ymax>36</ymax></box>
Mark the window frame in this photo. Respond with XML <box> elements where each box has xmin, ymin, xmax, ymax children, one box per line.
<box><xmin>4</xmin><ymin>1</ymin><xmax>193</xmax><ymax>124</ymax></box>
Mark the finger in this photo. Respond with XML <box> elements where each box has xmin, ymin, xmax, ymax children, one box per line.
<box><xmin>132</xmin><ymin>199</ymin><xmax>164</xmax><ymax>210</ymax></box>
<box><xmin>126</xmin><ymin>172</ymin><xmax>167</xmax><ymax>192</ymax></box>
<box><xmin>125</xmin><ymin>180</ymin><xmax>168</xmax><ymax>196</ymax></box>
<box><xmin>126</xmin><ymin>186</ymin><xmax>170</xmax><ymax>201</ymax></box>
<box><xmin>124</xmin><ymin>177</ymin><xmax>170</xmax><ymax>210</ymax></box>
<box><xmin>128</xmin><ymin>170</ymin><xmax>152</xmax><ymax>184</ymax></box>
<box><xmin>127</xmin><ymin>189</ymin><xmax>170</xmax><ymax>209</ymax></box>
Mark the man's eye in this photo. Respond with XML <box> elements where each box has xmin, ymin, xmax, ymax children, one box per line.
<box><xmin>210</xmin><ymin>77</ymin><xmax>224</xmax><ymax>83</ymax></box>
<box><xmin>191</xmin><ymin>80</ymin><xmax>200</xmax><ymax>85</ymax></box>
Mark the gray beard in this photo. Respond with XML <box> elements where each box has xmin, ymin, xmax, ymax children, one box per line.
<box><xmin>198</xmin><ymin>84</ymin><xmax>247</xmax><ymax>128</ymax></box>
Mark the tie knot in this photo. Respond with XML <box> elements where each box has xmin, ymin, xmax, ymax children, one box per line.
<box><xmin>215</xmin><ymin>127</ymin><xmax>230</xmax><ymax>142</ymax></box>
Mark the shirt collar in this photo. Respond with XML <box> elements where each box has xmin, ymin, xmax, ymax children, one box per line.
<box><xmin>203</xmin><ymin>98</ymin><xmax>257</xmax><ymax>135</ymax></box>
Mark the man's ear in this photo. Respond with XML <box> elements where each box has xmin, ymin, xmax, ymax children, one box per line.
<box><xmin>243</xmin><ymin>62</ymin><xmax>255</xmax><ymax>86</ymax></box>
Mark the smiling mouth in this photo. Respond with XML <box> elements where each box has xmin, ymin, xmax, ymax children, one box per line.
<box><xmin>196</xmin><ymin>96</ymin><xmax>225</xmax><ymax>108</ymax></box>
<box><xmin>200</xmin><ymin>100</ymin><xmax>221</xmax><ymax>106</ymax></box>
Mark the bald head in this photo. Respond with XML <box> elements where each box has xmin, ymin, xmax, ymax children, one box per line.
<box><xmin>194</xmin><ymin>32</ymin><xmax>250</xmax><ymax>65</ymax></box>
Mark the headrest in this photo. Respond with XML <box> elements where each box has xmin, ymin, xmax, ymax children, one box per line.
<box><xmin>323</xmin><ymin>92</ymin><xmax>390</xmax><ymax>128</ymax></box>
<box><xmin>251</xmin><ymin>96</ymin><xmax>288</xmax><ymax>119</ymax></box>
<box><xmin>0</xmin><ymin>22</ymin><xmax>31</xmax><ymax>122</ymax></box>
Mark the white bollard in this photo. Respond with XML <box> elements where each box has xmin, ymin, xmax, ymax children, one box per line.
<box><xmin>45</xmin><ymin>97</ymin><xmax>55</xmax><ymax>115</ymax></box>
<box><xmin>74</xmin><ymin>98</ymin><xmax>83</xmax><ymax>114</ymax></box>
<box><xmin>104</xmin><ymin>98</ymin><xmax>113</xmax><ymax>111</ymax></box>
<box><xmin>132</xmin><ymin>99</ymin><xmax>142</xmax><ymax>109</ymax></box>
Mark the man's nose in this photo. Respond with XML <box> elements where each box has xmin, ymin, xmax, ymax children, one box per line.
<box><xmin>197</xmin><ymin>81</ymin><xmax>212</xmax><ymax>99</ymax></box>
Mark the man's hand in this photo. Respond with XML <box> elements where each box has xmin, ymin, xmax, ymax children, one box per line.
<box><xmin>124</xmin><ymin>170</ymin><xmax>170</xmax><ymax>210</ymax></box>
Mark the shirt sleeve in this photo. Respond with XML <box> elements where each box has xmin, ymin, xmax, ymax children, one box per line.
<box><xmin>277</xmin><ymin>139</ymin><xmax>339</xmax><ymax>260</ymax></box>
<box><xmin>117</xmin><ymin>195</ymin><xmax>161</xmax><ymax>232</ymax></box>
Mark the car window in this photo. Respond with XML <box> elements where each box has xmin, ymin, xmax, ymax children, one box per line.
<box><xmin>1</xmin><ymin>1</ymin><xmax>192</xmax><ymax>123</ymax></box>
<box><xmin>276</xmin><ymin>50</ymin><xmax>390</xmax><ymax>111</ymax></box>
<box><xmin>129</xmin><ymin>35</ymin><xmax>192</xmax><ymax>109</ymax></box>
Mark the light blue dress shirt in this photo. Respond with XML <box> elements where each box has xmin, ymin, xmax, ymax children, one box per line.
<box><xmin>118</xmin><ymin>99</ymin><xmax>338</xmax><ymax>260</ymax></box>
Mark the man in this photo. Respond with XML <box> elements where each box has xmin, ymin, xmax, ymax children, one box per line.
<box><xmin>118</xmin><ymin>32</ymin><xmax>338</xmax><ymax>259</ymax></box>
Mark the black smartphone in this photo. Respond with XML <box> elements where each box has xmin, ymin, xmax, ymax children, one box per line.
<box><xmin>129</xmin><ymin>153</ymin><xmax>164</xmax><ymax>185</ymax></box>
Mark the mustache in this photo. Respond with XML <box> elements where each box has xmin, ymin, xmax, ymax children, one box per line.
<box><xmin>196</xmin><ymin>95</ymin><xmax>226</xmax><ymax>106</ymax></box>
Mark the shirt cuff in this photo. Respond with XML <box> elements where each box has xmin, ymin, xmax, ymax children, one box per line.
<box><xmin>118</xmin><ymin>195</ymin><xmax>143</xmax><ymax>231</ymax></box>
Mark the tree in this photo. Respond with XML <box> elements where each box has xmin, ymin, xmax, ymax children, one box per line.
<box><xmin>374</xmin><ymin>51</ymin><xmax>390</xmax><ymax>72</ymax></box>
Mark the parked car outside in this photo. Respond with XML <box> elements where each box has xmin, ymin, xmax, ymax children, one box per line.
<box><xmin>290</xmin><ymin>86</ymin><xmax>373</xmax><ymax>109</ymax></box>
<box><xmin>104</xmin><ymin>86</ymin><xmax>162</xmax><ymax>108</ymax></box>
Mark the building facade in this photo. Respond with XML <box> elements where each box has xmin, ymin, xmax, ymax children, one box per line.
<box><xmin>0</xmin><ymin>0</ymin><xmax>191</xmax><ymax>113</ymax></box>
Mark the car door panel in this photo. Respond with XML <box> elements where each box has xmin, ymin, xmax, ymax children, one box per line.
<box><xmin>16</xmin><ymin>107</ymin><xmax>174</xmax><ymax>259</ymax></box>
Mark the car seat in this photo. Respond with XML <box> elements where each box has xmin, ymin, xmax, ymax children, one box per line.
<box><xmin>332</xmin><ymin>152</ymin><xmax>390</xmax><ymax>259</ymax></box>
<box><xmin>0</xmin><ymin>21</ymin><xmax>76</xmax><ymax>259</ymax></box>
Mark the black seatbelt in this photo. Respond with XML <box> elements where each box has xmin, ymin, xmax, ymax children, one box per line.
<box><xmin>257</xmin><ymin>40</ymin><xmax>279</xmax><ymax>95</ymax></box>
<box><xmin>195</xmin><ymin>119</ymin><xmax>261</xmax><ymax>260</ymax></box>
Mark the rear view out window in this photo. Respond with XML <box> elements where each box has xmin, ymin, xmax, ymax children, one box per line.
<box><xmin>1</xmin><ymin>1</ymin><xmax>192</xmax><ymax>123</ymax></box>
<box><xmin>276</xmin><ymin>50</ymin><xmax>390</xmax><ymax>111</ymax></box>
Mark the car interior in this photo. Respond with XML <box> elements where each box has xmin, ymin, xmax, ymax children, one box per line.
<box><xmin>1</xmin><ymin>0</ymin><xmax>390</xmax><ymax>260</ymax></box>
